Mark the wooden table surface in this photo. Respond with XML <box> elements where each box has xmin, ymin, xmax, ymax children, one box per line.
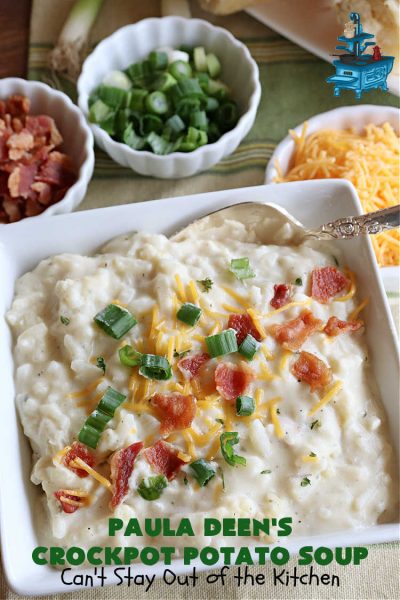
<box><xmin>0</xmin><ymin>0</ymin><xmax>32</xmax><ymax>78</ymax></box>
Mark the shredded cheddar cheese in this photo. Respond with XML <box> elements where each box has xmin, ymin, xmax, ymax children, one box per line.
<box><xmin>334</xmin><ymin>269</ymin><xmax>356</xmax><ymax>302</ymax></box>
<box><xmin>175</xmin><ymin>274</ymin><xmax>186</xmax><ymax>302</ymax></box>
<box><xmin>268</xmin><ymin>399</ymin><xmax>284</xmax><ymax>439</ymax></box>
<box><xmin>247</xmin><ymin>308</ymin><xmax>267</xmax><ymax>339</ymax></box>
<box><xmin>308</xmin><ymin>380</ymin><xmax>343</xmax><ymax>417</ymax></box>
<box><xmin>262</xmin><ymin>298</ymin><xmax>312</xmax><ymax>318</ymax></box>
<box><xmin>261</xmin><ymin>345</ymin><xmax>274</xmax><ymax>361</ymax></box>
<box><xmin>167</xmin><ymin>335</ymin><xmax>175</xmax><ymax>363</ymax></box>
<box><xmin>279</xmin><ymin>350</ymin><xmax>292</xmax><ymax>374</ymax></box>
<box><xmin>70</xmin><ymin>458</ymin><xmax>112</xmax><ymax>490</ymax></box>
<box><xmin>275</xmin><ymin>122</ymin><xmax>400</xmax><ymax>266</ymax></box>
<box><xmin>61</xmin><ymin>489</ymin><xmax>90</xmax><ymax>497</ymax></box>
<box><xmin>302</xmin><ymin>455</ymin><xmax>319</xmax><ymax>463</ymax></box>
<box><xmin>188</xmin><ymin>280</ymin><xmax>199</xmax><ymax>304</ymax></box>
<box><xmin>52</xmin><ymin>445</ymin><xmax>71</xmax><ymax>464</ymax></box>
<box><xmin>349</xmin><ymin>298</ymin><xmax>369</xmax><ymax>321</ymax></box>
<box><xmin>221</xmin><ymin>303</ymin><xmax>246</xmax><ymax>314</ymax></box>
<box><xmin>68</xmin><ymin>377</ymin><xmax>104</xmax><ymax>399</ymax></box>
<box><xmin>221</xmin><ymin>286</ymin><xmax>250</xmax><ymax>308</ymax></box>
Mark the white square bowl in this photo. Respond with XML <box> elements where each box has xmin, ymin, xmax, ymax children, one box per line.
<box><xmin>0</xmin><ymin>180</ymin><xmax>398</xmax><ymax>596</ymax></box>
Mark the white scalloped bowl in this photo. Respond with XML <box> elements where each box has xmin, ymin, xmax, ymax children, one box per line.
<box><xmin>77</xmin><ymin>17</ymin><xmax>261</xmax><ymax>179</ymax></box>
<box><xmin>0</xmin><ymin>78</ymin><xmax>94</xmax><ymax>223</ymax></box>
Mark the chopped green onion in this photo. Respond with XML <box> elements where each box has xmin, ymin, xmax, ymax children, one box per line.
<box><xmin>140</xmin><ymin>114</ymin><xmax>163</xmax><ymax>136</ymax></box>
<box><xmin>96</xmin><ymin>356</ymin><xmax>106</xmax><ymax>374</ymax></box>
<box><xmin>137</xmin><ymin>475</ymin><xmax>168</xmax><ymax>500</ymax></box>
<box><xmin>151</xmin><ymin>72</ymin><xmax>177</xmax><ymax>92</ymax></box>
<box><xmin>97</xmin><ymin>85</ymin><xmax>129</xmax><ymax>109</ymax></box>
<box><xmin>197</xmin><ymin>277</ymin><xmax>213</xmax><ymax>292</ymax></box>
<box><xmin>164</xmin><ymin>114</ymin><xmax>185</xmax><ymax>138</ymax></box>
<box><xmin>129</xmin><ymin>88</ymin><xmax>148</xmax><ymax>111</ymax></box>
<box><xmin>236</xmin><ymin>395</ymin><xmax>255</xmax><ymax>416</ymax></box>
<box><xmin>208</xmin><ymin>121</ymin><xmax>221</xmax><ymax>142</ymax></box>
<box><xmin>205</xmin><ymin>328</ymin><xmax>238</xmax><ymax>358</ymax></box>
<box><xmin>220</xmin><ymin>432</ymin><xmax>246</xmax><ymax>467</ymax></box>
<box><xmin>88</xmin><ymin>99</ymin><xmax>115</xmax><ymax>134</ymax></box>
<box><xmin>149</xmin><ymin>50</ymin><xmax>168</xmax><ymax>71</ymax></box>
<box><xmin>238</xmin><ymin>334</ymin><xmax>259</xmax><ymax>361</ymax></box>
<box><xmin>189</xmin><ymin>459</ymin><xmax>216</xmax><ymax>486</ymax></box>
<box><xmin>94</xmin><ymin>304</ymin><xmax>137</xmax><ymax>339</ymax></box>
<box><xmin>97</xmin><ymin>386</ymin><xmax>127</xmax><ymax>418</ymax></box>
<box><xmin>193</xmin><ymin>47</ymin><xmax>207</xmax><ymax>72</ymax></box>
<box><xmin>146</xmin><ymin>131</ymin><xmax>172</xmax><ymax>155</ymax></box>
<box><xmin>139</xmin><ymin>354</ymin><xmax>172</xmax><ymax>380</ymax></box>
<box><xmin>295</xmin><ymin>277</ymin><xmax>303</xmax><ymax>286</ymax></box>
<box><xmin>190</xmin><ymin>110</ymin><xmax>208</xmax><ymax>131</ymax></box>
<box><xmin>123</xmin><ymin>123</ymin><xmax>146</xmax><ymax>150</ymax></box>
<box><xmin>170</xmin><ymin>78</ymin><xmax>203</xmax><ymax>105</ymax></box>
<box><xmin>77</xmin><ymin>424</ymin><xmax>101</xmax><ymax>449</ymax></box>
<box><xmin>205</xmin><ymin>96</ymin><xmax>219</xmax><ymax>113</ymax></box>
<box><xmin>78</xmin><ymin>386</ymin><xmax>126</xmax><ymax>448</ymax></box>
<box><xmin>60</xmin><ymin>316</ymin><xmax>70</xmax><ymax>326</ymax></box>
<box><xmin>102</xmin><ymin>70</ymin><xmax>131</xmax><ymax>90</ymax></box>
<box><xmin>301</xmin><ymin>477</ymin><xmax>311</xmax><ymax>487</ymax></box>
<box><xmin>229</xmin><ymin>257</ymin><xmax>255</xmax><ymax>280</ymax></box>
<box><xmin>169</xmin><ymin>60</ymin><xmax>192</xmax><ymax>80</ymax></box>
<box><xmin>218</xmin><ymin>101</ymin><xmax>239</xmax><ymax>131</ymax></box>
<box><xmin>177</xmin><ymin>302</ymin><xmax>202</xmax><ymax>326</ymax></box>
<box><xmin>145</xmin><ymin>91</ymin><xmax>169</xmax><ymax>115</ymax></box>
<box><xmin>196</xmin><ymin>72</ymin><xmax>210</xmax><ymax>92</ymax></box>
<box><xmin>206</xmin><ymin>53</ymin><xmax>221</xmax><ymax>78</ymax></box>
<box><xmin>207</xmin><ymin>79</ymin><xmax>228</xmax><ymax>97</ymax></box>
<box><xmin>119</xmin><ymin>345</ymin><xmax>143</xmax><ymax>367</ymax></box>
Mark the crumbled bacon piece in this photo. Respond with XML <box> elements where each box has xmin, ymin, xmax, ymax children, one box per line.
<box><xmin>291</xmin><ymin>351</ymin><xmax>332</xmax><ymax>392</ymax></box>
<box><xmin>215</xmin><ymin>361</ymin><xmax>254</xmax><ymax>401</ymax></box>
<box><xmin>64</xmin><ymin>441</ymin><xmax>96</xmax><ymax>478</ymax></box>
<box><xmin>178</xmin><ymin>352</ymin><xmax>210</xmax><ymax>380</ymax></box>
<box><xmin>228</xmin><ymin>313</ymin><xmax>262</xmax><ymax>346</ymax></box>
<box><xmin>0</xmin><ymin>95</ymin><xmax>75</xmax><ymax>223</ymax></box>
<box><xmin>54</xmin><ymin>490</ymin><xmax>83</xmax><ymax>514</ymax></box>
<box><xmin>144</xmin><ymin>440</ymin><xmax>185</xmax><ymax>480</ymax></box>
<box><xmin>310</xmin><ymin>267</ymin><xmax>349</xmax><ymax>304</ymax></box>
<box><xmin>269</xmin><ymin>310</ymin><xmax>323</xmax><ymax>351</ymax></box>
<box><xmin>151</xmin><ymin>393</ymin><xmax>196</xmax><ymax>435</ymax></box>
<box><xmin>324</xmin><ymin>316</ymin><xmax>363</xmax><ymax>337</ymax></box>
<box><xmin>110</xmin><ymin>442</ymin><xmax>143</xmax><ymax>510</ymax></box>
<box><xmin>270</xmin><ymin>284</ymin><xmax>292</xmax><ymax>309</ymax></box>
<box><xmin>6</xmin><ymin>95</ymin><xmax>30</xmax><ymax>116</ymax></box>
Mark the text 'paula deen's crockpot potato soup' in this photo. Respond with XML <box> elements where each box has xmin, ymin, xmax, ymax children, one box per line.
<box><xmin>7</xmin><ymin>216</ymin><xmax>398</xmax><ymax>555</ymax></box>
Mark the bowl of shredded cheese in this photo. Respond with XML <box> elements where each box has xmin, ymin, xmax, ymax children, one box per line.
<box><xmin>265</xmin><ymin>105</ymin><xmax>400</xmax><ymax>268</ymax></box>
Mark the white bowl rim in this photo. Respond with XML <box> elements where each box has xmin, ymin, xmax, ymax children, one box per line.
<box><xmin>265</xmin><ymin>104</ymin><xmax>400</xmax><ymax>183</ymax></box>
<box><xmin>0</xmin><ymin>77</ymin><xmax>94</xmax><ymax>221</ymax></box>
<box><xmin>77</xmin><ymin>16</ymin><xmax>261</xmax><ymax>162</ymax></box>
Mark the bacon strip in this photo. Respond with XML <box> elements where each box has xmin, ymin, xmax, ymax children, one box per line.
<box><xmin>54</xmin><ymin>490</ymin><xmax>83</xmax><ymax>514</ymax></box>
<box><xmin>177</xmin><ymin>352</ymin><xmax>210</xmax><ymax>380</ymax></box>
<box><xmin>215</xmin><ymin>361</ymin><xmax>254</xmax><ymax>401</ymax></box>
<box><xmin>228</xmin><ymin>313</ymin><xmax>262</xmax><ymax>346</ymax></box>
<box><xmin>270</xmin><ymin>284</ymin><xmax>292</xmax><ymax>309</ymax></box>
<box><xmin>63</xmin><ymin>442</ymin><xmax>96</xmax><ymax>478</ymax></box>
<box><xmin>291</xmin><ymin>351</ymin><xmax>332</xmax><ymax>392</ymax></box>
<box><xmin>269</xmin><ymin>310</ymin><xmax>323</xmax><ymax>351</ymax></box>
<box><xmin>324</xmin><ymin>316</ymin><xmax>363</xmax><ymax>337</ymax></box>
<box><xmin>110</xmin><ymin>442</ymin><xmax>143</xmax><ymax>509</ymax></box>
<box><xmin>310</xmin><ymin>266</ymin><xmax>349</xmax><ymax>304</ymax></box>
<box><xmin>151</xmin><ymin>393</ymin><xmax>196</xmax><ymax>435</ymax></box>
<box><xmin>144</xmin><ymin>440</ymin><xmax>185</xmax><ymax>480</ymax></box>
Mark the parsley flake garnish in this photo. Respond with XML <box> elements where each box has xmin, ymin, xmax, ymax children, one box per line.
<box><xmin>310</xmin><ymin>420</ymin><xmax>321</xmax><ymax>430</ymax></box>
<box><xmin>309</xmin><ymin>452</ymin><xmax>317</xmax><ymax>457</ymax></box>
<box><xmin>96</xmin><ymin>356</ymin><xmax>106</xmax><ymax>374</ymax></box>
<box><xmin>332</xmin><ymin>255</ymin><xmax>339</xmax><ymax>266</ymax></box>
<box><xmin>60</xmin><ymin>316</ymin><xmax>70</xmax><ymax>326</ymax></box>
<box><xmin>260</xmin><ymin>469</ymin><xmax>271</xmax><ymax>474</ymax></box>
<box><xmin>294</xmin><ymin>277</ymin><xmax>303</xmax><ymax>286</ymax></box>
<box><xmin>183</xmin><ymin>476</ymin><xmax>188</xmax><ymax>486</ymax></box>
<box><xmin>197</xmin><ymin>277</ymin><xmax>213</xmax><ymax>293</ymax></box>
<box><xmin>173</xmin><ymin>349</ymin><xmax>191</xmax><ymax>358</ymax></box>
<box><xmin>301</xmin><ymin>477</ymin><xmax>311</xmax><ymax>487</ymax></box>
<box><xmin>215</xmin><ymin>418</ymin><xmax>224</xmax><ymax>425</ymax></box>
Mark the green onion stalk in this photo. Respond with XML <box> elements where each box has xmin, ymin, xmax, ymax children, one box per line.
<box><xmin>49</xmin><ymin>0</ymin><xmax>104</xmax><ymax>79</ymax></box>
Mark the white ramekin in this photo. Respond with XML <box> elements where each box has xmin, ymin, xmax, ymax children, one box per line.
<box><xmin>77</xmin><ymin>17</ymin><xmax>261</xmax><ymax>179</ymax></box>
<box><xmin>264</xmin><ymin>104</ymin><xmax>400</xmax><ymax>184</ymax></box>
<box><xmin>0</xmin><ymin>78</ymin><xmax>94</xmax><ymax>223</ymax></box>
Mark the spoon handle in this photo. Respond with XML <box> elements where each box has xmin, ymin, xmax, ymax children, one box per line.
<box><xmin>311</xmin><ymin>205</ymin><xmax>400</xmax><ymax>240</ymax></box>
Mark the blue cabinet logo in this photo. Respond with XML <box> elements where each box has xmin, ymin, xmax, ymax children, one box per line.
<box><xmin>326</xmin><ymin>12</ymin><xmax>394</xmax><ymax>99</ymax></box>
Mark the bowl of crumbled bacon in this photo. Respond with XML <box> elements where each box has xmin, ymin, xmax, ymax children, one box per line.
<box><xmin>0</xmin><ymin>78</ymin><xmax>94</xmax><ymax>224</ymax></box>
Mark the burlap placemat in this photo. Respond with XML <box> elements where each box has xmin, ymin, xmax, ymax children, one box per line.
<box><xmin>1</xmin><ymin>1</ymin><xmax>399</xmax><ymax>598</ymax></box>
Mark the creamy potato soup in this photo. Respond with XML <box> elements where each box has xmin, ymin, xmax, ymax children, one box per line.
<box><xmin>7</xmin><ymin>219</ymin><xmax>398</xmax><ymax>553</ymax></box>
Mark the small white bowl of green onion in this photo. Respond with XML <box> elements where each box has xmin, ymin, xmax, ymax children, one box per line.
<box><xmin>77</xmin><ymin>17</ymin><xmax>261</xmax><ymax>178</ymax></box>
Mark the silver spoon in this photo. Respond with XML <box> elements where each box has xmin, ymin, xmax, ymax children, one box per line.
<box><xmin>172</xmin><ymin>202</ymin><xmax>400</xmax><ymax>246</ymax></box>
